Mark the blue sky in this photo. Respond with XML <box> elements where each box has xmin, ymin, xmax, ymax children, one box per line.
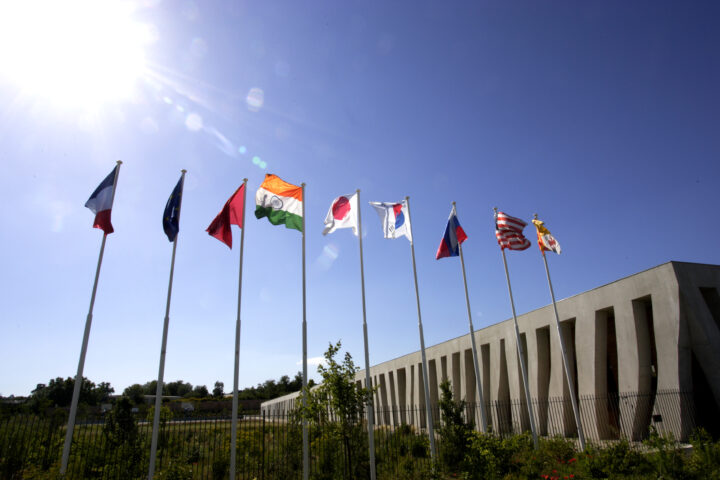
<box><xmin>1</xmin><ymin>0</ymin><xmax>718</xmax><ymax>397</ymax></box>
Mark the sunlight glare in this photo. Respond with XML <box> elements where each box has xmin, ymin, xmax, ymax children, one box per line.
<box><xmin>0</xmin><ymin>0</ymin><xmax>151</xmax><ymax>110</ymax></box>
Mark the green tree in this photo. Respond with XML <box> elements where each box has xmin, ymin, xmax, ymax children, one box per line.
<box><xmin>437</xmin><ymin>379</ymin><xmax>473</xmax><ymax>472</ymax></box>
<box><xmin>30</xmin><ymin>377</ymin><xmax>113</xmax><ymax>407</ymax></box>
<box><xmin>295</xmin><ymin>341</ymin><xmax>374</xmax><ymax>479</ymax></box>
<box><xmin>123</xmin><ymin>384</ymin><xmax>146</xmax><ymax>405</ymax></box>
<box><xmin>103</xmin><ymin>396</ymin><xmax>143</xmax><ymax>477</ymax></box>
<box><xmin>166</xmin><ymin>380</ymin><xmax>193</xmax><ymax>397</ymax></box>
<box><xmin>142</xmin><ymin>380</ymin><xmax>159</xmax><ymax>395</ymax></box>
<box><xmin>188</xmin><ymin>384</ymin><xmax>209</xmax><ymax>398</ymax></box>
<box><xmin>213</xmin><ymin>381</ymin><xmax>224</xmax><ymax>398</ymax></box>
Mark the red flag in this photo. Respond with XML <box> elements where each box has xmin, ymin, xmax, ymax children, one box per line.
<box><xmin>207</xmin><ymin>184</ymin><xmax>245</xmax><ymax>248</ymax></box>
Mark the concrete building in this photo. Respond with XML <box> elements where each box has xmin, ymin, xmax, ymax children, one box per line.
<box><xmin>262</xmin><ymin>261</ymin><xmax>720</xmax><ymax>441</ymax></box>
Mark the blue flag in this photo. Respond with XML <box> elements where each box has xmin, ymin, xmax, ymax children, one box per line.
<box><xmin>163</xmin><ymin>176</ymin><xmax>184</xmax><ymax>242</ymax></box>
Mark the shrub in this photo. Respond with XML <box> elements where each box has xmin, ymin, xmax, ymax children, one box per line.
<box><xmin>437</xmin><ymin>379</ymin><xmax>473</xmax><ymax>472</ymax></box>
<box><xmin>577</xmin><ymin>439</ymin><xmax>651</xmax><ymax>478</ymax></box>
<box><xmin>687</xmin><ymin>428</ymin><xmax>720</xmax><ymax>479</ymax></box>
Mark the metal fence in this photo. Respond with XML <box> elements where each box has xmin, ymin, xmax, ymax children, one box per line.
<box><xmin>369</xmin><ymin>389</ymin><xmax>696</xmax><ymax>445</ymax></box>
<box><xmin>0</xmin><ymin>390</ymin><xmax>698</xmax><ymax>479</ymax></box>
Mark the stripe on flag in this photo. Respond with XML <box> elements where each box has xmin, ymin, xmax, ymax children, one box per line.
<box><xmin>495</xmin><ymin>211</ymin><xmax>531</xmax><ymax>251</ymax></box>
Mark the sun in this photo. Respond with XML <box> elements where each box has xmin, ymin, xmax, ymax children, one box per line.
<box><xmin>0</xmin><ymin>0</ymin><xmax>152</xmax><ymax>111</ymax></box>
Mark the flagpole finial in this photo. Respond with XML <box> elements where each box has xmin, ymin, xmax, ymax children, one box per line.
<box><xmin>301</xmin><ymin>182</ymin><xmax>306</xmax><ymax>187</ymax></box>
<box><xmin>181</xmin><ymin>169</ymin><xmax>187</xmax><ymax>174</ymax></box>
<box><xmin>243</xmin><ymin>178</ymin><xmax>248</xmax><ymax>183</ymax></box>
<box><xmin>452</xmin><ymin>201</ymin><xmax>456</xmax><ymax>207</ymax></box>
<box><xmin>116</xmin><ymin>160</ymin><xmax>123</xmax><ymax>165</ymax></box>
<box><xmin>533</xmin><ymin>213</ymin><xmax>538</xmax><ymax>219</ymax></box>
<box><xmin>493</xmin><ymin>207</ymin><xmax>498</xmax><ymax>213</ymax></box>
<box><xmin>356</xmin><ymin>188</ymin><xmax>360</xmax><ymax>194</ymax></box>
<box><xmin>405</xmin><ymin>196</ymin><xmax>409</xmax><ymax>201</ymax></box>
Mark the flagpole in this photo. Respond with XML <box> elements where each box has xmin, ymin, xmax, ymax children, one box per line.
<box><xmin>405</xmin><ymin>196</ymin><xmax>436</xmax><ymax>460</ymax></box>
<box><xmin>495</xmin><ymin>207</ymin><xmax>538</xmax><ymax>449</ymax></box>
<box><xmin>229</xmin><ymin>179</ymin><xmax>248</xmax><ymax>480</ymax></box>
<box><xmin>453</xmin><ymin>202</ymin><xmax>488</xmax><ymax>432</ymax></box>
<box><xmin>148</xmin><ymin>169</ymin><xmax>187</xmax><ymax>480</ymax></box>
<box><xmin>61</xmin><ymin>160</ymin><xmax>122</xmax><ymax>475</ymax></box>
<box><xmin>301</xmin><ymin>183</ymin><xmax>309</xmax><ymax>480</ymax></box>
<box><xmin>356</xmin><ymin>190</ymin><xmax>377</xmax><ymax>480</ymax></box>
<box><xmin>535</xmin><ymin>215</ymin><xmax>586</xmax><ymax>450</ymax></box>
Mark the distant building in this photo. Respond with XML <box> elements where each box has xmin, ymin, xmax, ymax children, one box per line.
<box><xmin>262</xmin><ymin>261</ymin><xmax>720</xmax><ymax>441</ymax></box>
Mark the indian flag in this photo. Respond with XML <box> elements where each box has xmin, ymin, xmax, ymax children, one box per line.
<box><xmin>255</xmin><ymin>174</ymin><xmax>303</xmax><ymax>232</ymax></box>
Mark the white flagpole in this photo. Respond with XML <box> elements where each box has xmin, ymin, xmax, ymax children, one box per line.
<box><xmin>405</xmin><ymin>196</ymin><xmax>437</xmax><ymax>460</ymax></box>
<box><xmin>148</xmin><ymin>169</ymin><xmax>187</xmax><ymax>480</ymax></box>
<box><xmin>453</xmin><ymin>202</ymin><xmax>488</xmax><ymax>432</ymax></box>
<box><xmin>356</xmin><ymin>190</ymin><xmax>377</xmax><ymax>480</ymax></box>
<box><xmin>534</xmin><ymin>214</ymin><xmax>586</xmax><ymax>450</ymax></box>
<box><xmin>301</xmin><ymin>183</ymin><xmax>309</xmax><ymax>480</ymax></box>
<box><xmin>229</xmin><ymin>179</ymin><xmax>248</xmax><ymax>480</ymax></box>
<box><xmin>61</xmin><ymin>160</ymin><xmax>122</xmax><ymax>475</ymax></box>
<box><xmin>495</xmin><ymin>207</ymin><xmax>538</xmax><ymax>448</ymax></box>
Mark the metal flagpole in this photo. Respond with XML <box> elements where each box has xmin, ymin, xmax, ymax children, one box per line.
<box><xmin>356</xmin><ymin>190</ymin><xmax>377</xmax><ymax>480</ymax></box>
<box><xmin>495</xmin><ymin>209</ymin><xmax>539</xmax><ymax>448</ymax></box>
<box><xmin>148</xmin><ymin>169</ymin><xmax>187</xmax><ymax>480</ymax></box>
<box><xmin>454</xmin><ymin>203</ymin><xmax>488</xmax><ymax>432</ymax></box>
<box><xmin>535</xmin><ymin>215</ymin><xmax>586</xmax><ymax>450</ymax></box>
<box><xmin>301</xmin><ymin>183</ymin><xmax>309</xmax><ymax>480</ymax></box>
<box><xmin>405</xmin><ymin>196</ymin><xmax>437</xmax><ymax>460</ymax></box>
<box><xmin>229</xmin><ymin>179</ymin><xmax>248</xmax><ymax>480</ymax></box>
<box><xmin>61</xmin><ymin>160</ymin><xmax>122</xmax><ymax>475</ymax></box>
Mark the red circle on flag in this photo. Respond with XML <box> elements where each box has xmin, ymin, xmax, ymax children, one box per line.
<box><xmin>332</xmin><ymin>196</ymin><xmax>351</xmax><ymax>220</ymax></box>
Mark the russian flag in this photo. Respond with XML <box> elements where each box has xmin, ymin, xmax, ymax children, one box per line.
<box><xmin>436</xmin><ymin>205</ymin><xmax>467</xmax><ymax>259</ymax></box>
<box><xmin>85</xmin><ymin>166</ymin><xmax>118</xmax><ymax>234</ymax></box>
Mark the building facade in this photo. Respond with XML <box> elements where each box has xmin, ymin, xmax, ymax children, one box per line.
<box><xmin>261</xmin><ymin>261</ymin><xmax>720</xmax><ymax>441</ymax></box>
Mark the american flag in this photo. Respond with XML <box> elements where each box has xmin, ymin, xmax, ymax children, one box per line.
<box><xmin>495</xmin><ymin>211</ymin><xmax>531</xmax><ymax>250</ymax></box>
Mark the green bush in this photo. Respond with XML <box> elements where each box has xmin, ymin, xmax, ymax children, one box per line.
<box><xmin>577</xmin><ymin>439</ymin><xmax>651</xmax><ymax>478</ymax></box>
<box><xmin>687</xmin><ymin>428</ymin><xmax>720</xmax><ymax>479</ymax></box>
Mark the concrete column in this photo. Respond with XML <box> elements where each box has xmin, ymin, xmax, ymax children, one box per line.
<box><xmin>378</xmin><ymin>373</ymin><xmax>389</xmax><ymax>425</ymax></box>
<box><xmin>535</xmin><ymin>326</ymin><xmax>551</xmax><ymax>436</ymax></box>
<box><xmin>614</xmin><ymin>300</ymin><xmax>649</xmax><ymax>440</ymax></box>
<box><xmin>396</xmin><ymin>367</ymin><xmax>408</xmax><ymax>425</ymax></box>
<box><xmin>506</xmin><ymin>331</ymin><xmax>530</xmax><ymax>434</ymax></box>
<box><xmin>481</xmin><ymin>343</ymin><xmax>491</xmax><ymax>426</ymax></box>
<box><xmin>575</xmin><ymin>310</ymin><xmax>604</xmax><ymax>440</ymax></box>
<box><xmin>451</xmin><ymin>351</ymin><xmax>462</xmax><ymax>403</ymax></box>
<box><xmin>388</xmin><ymin>370</ymin><xmax>398</xmax><ymax>426</ymax></box>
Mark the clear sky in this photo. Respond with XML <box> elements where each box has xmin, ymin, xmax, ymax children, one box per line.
<box><xmin>1</xmin><ymin>0</ymin><xmax>718</xmax><ymax>397</ymax></box>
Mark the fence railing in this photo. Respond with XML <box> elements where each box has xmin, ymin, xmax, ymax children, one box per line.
<box><xmin>366</xmin><ymin>389</ymin><xmax>696</xmax><ymax>444</ymax></box>
<box><xmin>0</xmin><ymin>390</ymin><xmax>698</xmax><ymax>479</ymax></box>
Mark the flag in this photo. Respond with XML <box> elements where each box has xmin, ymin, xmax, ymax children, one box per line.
<box><xmin>369</xmin><ymin>200</ymin><xmax>412</xmax><ymax>241</ymax></box>
<box><xmin>322</xmin><ymin>193</ymin><xmax>359</xmax><ymax>236</ymax></box>
<box><xmin>255</xmin><ymin>174</ymin><xmax>303</xmax><ymax>232</ymax></box>
<box><xmin>207</xmin><ymin>184</ymin><xmax>245</xmax><ymax>248</ymax></box>
<box><xmin>163</xmin><ymin>176</ymin><xmax>184</xmax><ymax>242</ymax></box>
<box><xmin>532</xmin><ymin>218</ymin><xmax>562</xmax><ymax>254</ymax></box>
<box><xmin>85</xmin><ymin>166</ymin><xmax>118</xmax><ymax>234</ymax></box>
<box><xmin>495</xmin><ymin>211</ymin><xmax>531</xmax><ymax>250</ymax></box>
<box><xmin>436</xmin><ymin>205</ymin><xmax>467</xmax><ymax>259</ymax></box>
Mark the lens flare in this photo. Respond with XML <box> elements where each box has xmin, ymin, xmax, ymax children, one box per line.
<box><xmin>0</xmin><ymin>0</ymin><xmax>152</xmax><ymax>111</ymax></box>
<box><xmin>246</xmin><ymin>87</ymin><xmax>264</xmax><ymax>112</ymax></box>
<box><xmin>185</xmin><ymin>113</ymin><xmax>203</xmax><ymax>131</ymax></box>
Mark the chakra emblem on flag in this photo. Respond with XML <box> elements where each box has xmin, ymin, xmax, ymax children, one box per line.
<box><xmin>270</xmin><ymin>195</ymin><xmax>283</xmax><ymax>210</ymax></box>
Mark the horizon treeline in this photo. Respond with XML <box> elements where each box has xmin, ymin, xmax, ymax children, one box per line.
<box><xmin>3</xmin><ymin>372</ymin><xmax>312</xmax><ymax>407</ymax></box>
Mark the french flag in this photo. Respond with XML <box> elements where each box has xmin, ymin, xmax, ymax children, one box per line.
<box><xmin>436</xmin><ymin>205</ymin><xmax>467</xmax><ymax>259</ymax></box>
<box><xmin>85</xmin><ymin>166</ymin><xmax>118</xmax><ymax>234</ymax></box>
